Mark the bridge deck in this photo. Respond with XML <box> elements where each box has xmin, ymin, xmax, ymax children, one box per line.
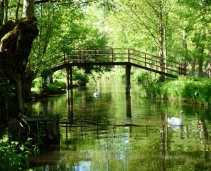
<box><xmin>51</xmin><ymin>48</ymin><xmax>186</xmax><ymax>78</ymax></box>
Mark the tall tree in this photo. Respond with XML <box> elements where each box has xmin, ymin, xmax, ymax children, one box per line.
<box><xmin>26</xmin><ymin>3</ymin><xmax>111</xmax><ymax>97</ymax></box>
<box><xmin>177</xmin><ymin>0</ymin><xmax>211</xmax><ymax>77</ymax></box>
<box><xmin>0</xmin><ymin>0</ymin><xmax>38</xmax><ymax>133</ymax></box>
<box><xmin>106</xmin><ymin>0</ymin><xmax>178</xmax><ymax>73</ymax></box>
<box><xmin>25</xmin><ymin>2</ymin><xmax>55</xmax><ymax>98</ymax></box>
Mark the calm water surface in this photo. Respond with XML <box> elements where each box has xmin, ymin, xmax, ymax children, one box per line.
<box><xmin>29</xmin><ymin>78</ymin><xmax>211</xmax><ymax>171</ymax></box>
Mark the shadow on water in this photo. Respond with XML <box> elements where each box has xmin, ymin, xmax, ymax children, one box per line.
<box><xmin>28</xmin><ymin>79</ymin><xmax>211</xmax><ymax>171</ymax></box>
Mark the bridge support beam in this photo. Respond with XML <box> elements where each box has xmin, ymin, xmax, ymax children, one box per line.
<box><xmin>125</xmin><ymin>63</ymin><xmax>131</xmax><ymax>97</ymax></box>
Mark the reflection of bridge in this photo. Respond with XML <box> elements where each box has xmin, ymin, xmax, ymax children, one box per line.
<box><xmin>51</xmin><ymin>48</ymin><xmax>186</xmax><ymax>92</ymax></box>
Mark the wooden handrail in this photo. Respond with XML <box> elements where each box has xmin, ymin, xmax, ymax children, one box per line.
<box><xmin>51</xmin><ymin>48</ymin><xmax>186</xmax><ymax>77</ymax></box>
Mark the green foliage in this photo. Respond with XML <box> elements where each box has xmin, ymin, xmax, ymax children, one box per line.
<box><xmin>136</xmin><ymin>71</ymin><xmax>164</xmax><ymax>98</ymax></box>
<box><xmin>31</xmin><ymin>77</ymin><xmax>44</xmax><ymax>95</ymax></box>
<box><xmin>54</xmin><ymin>79</ymin><xmax>66</xmax><ymax>89</ymax></box>
<box><xmin>53</xmin><ymin>70</ymin><xmax>66</xmax><ymax>79</ymax></box>
<box><xmin>41</xmin><ymin>69</ymin><xmax>53</xmax><ymax>80</ymax></box>
<box><xmin>28</xmin><ymin>4</ymin><xmax>112</xmax><ymax>88</ymax></box>
<box><xmin>32</xmin><ymin>77</ymin><xmax>66</xmax><ymax>95</ymax></box>
<box><xmin>73</xmin><ymin>70</ymin><xmax>89</xmax><ymax>85</ymax></box>
<box><xmin>0</xmin><ymin>136</ymin><xmax>34</xmax><ymax>171</ymax></box>
<box><xmin>139</xmin><ymin>75</ymin><xmax>211</xmax><ymax>106</ymax></box>
<box><xmin>32</xmin><ymin>77</ymin><xmax>42</xmax><ymax>88</ymax></box>
<box><xmin>47</xmin><ymin>83</ymin><xmax>61</xmax><ymax>94</ymax></box>
<box><xmin>31</xmin><ymin>78</ymin><xmax>42</xmax><ymax>95</ymax></box>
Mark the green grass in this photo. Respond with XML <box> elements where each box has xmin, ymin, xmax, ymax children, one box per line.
<box><xmin>138</xmin><ymin>74</ymin><xmax>211</xmax><ymax>106</ymax></box>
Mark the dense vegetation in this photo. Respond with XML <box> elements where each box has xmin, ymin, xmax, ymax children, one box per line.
<box><xmin>136</xmin><ymin>72</ymin><xmax>211</xmax><ymax>106</ymax></box>
<box><xmin>28</xmin><ymin>0</ymin><xmax>211</xmax><ymax>103</ymax></box>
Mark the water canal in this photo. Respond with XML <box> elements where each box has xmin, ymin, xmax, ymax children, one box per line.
<box><xmin>29</xmin><ymin>77</ymin><xmax>211</xmax><ymax>171</ymax></box>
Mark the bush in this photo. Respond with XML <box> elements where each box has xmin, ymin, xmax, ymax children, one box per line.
<box><xmin>138</xmin><ymin>75</ymin><xmax>211</xmax><ymax>106</ymax></box>
<box><xmin>47</xmin><ymin>83</ymin><xmax>60</xmax><ymax>94</ymax></box>
<box><xmin>73</xmin><ymin>72</ymin><xmax>89</xmax><ymax>86</ymax></box>
<box><xmin>32</xmin><ymin>78</ymin><xmax>66</xmax><ymax>96</ymax></box>
<box><xmin>0</xmin><ymin>136</ymin><xmax>34</xmax><ymax>171</ymax></box>
<box><xmin>54</xmin><ymin>79</ymin><xmax>66</xmax><ymax>89</ymax></box>
<box><xmin>137</xmin><ymin>72</ymin><xmax>163</xmax><ymax>97</ymax></box>
<box><xmin>32</xmin><ymin>78</ymin><xmax>42</xmax><ymax>89</ymax></box>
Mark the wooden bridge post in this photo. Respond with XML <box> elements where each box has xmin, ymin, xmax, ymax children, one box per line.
<box><xmin>125</xmin><ymin>63</ymin><xmax>131</xmax><ymax>96</ymax></box>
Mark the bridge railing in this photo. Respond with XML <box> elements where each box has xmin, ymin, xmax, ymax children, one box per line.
<box><xmin>62</xmin><ymin>49</ymin><xmax>113</xmax><ymax>63</ymax></box>
<box><xmin>128</xmin><ymin>49</ymin><xmax>186</xmax><ymax>76</ymax></box>
<box><xmin>52</xmin><ymin>48</ymin><xmax>186</xmax><ymax>76</ymax></box>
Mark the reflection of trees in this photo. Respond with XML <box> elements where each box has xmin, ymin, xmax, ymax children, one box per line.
<box><xmin>60</xmin><ymin>120</ymin><xmax>165</xmax><ymax>170</ymax></box>
<box><xmin>28</xmin><ymin>96</ymin><xmax>67</xmax><ymax>116</ymax></box>
<box><xmin>164</xmin><ymin>116</ymin><xmax>211</xmax><ymax>170</ymax></box>
<box><xmin>28</xmin><ymin>82</ymin><xmax>211</xmax><ymax>170</ymax></box>
<box><xmin>160</xmin><ymin>125</ymin><xmax>166</xmax><ymax>171</ymax></box>
<box><xmin>197</xmin><ymin>119</ymin><xmax>210</xmax><ymax>165</ymax></box>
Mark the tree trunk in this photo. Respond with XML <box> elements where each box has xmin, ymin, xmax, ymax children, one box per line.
<box><xmin>182</xmin><ymin>30</ymin><xmax>188</xmax><ymax>75</ymax></box>
<box><xmin>198</xmin><ymin>57</ymin><xmax>203</xmax><ymax>77</ymax></box>
<box><xmin>190</xmin><ymin>59</ymin><xmax>196</xmax><ymax>76</ymax></box>
<box><xmin>15</xmin><ymin>0</ymin><xmax>21</xmax><ymax>20</ymax></box>
<box><xmin>24</xmin><ymin>82</ymin><xmax>32</xmax><ymax>99</ymax></box>
<box><xmin>22</xmin><ymin>0</ymin><xmax>34</xmax><ymax>18</ymax></box>
<box><xmin>0</xmin><ymin>0</ymin><xmax>4</xmax><ymax>25</ymax></box>
<box><xmin>157</xmin><ymin>0</ymin><xmax>167</xmax><ymax>74</ymax></box>
<box><xmin>24</xmin><ymin>69</ymin><xmax>38</xmax><ymax>99</ymax></box>
<box><xmin>204</xmin><ymin>46</ymin><xmax>211</xmax><ymax>78</ymax></box>
<box><xmin>196</xmin><ymin>30</ymin><xmax>205</xmax><ymax>77</ymax></box>
<box><xmin>0</xmin><ymin>18</ymin><xmax>38</xmax><ymax>125</ymax></box>
<box><xmin>197</xmin><ymin>47</ymin><xmax>204</xmax><ymax>77</ymax></box>
<box><xmin>4</xmin><ymin>0</ymin><xmax>8</xmax><ymax>22</ymax></box>
<box><xmin>16</xmin><ymin>75</ymin><xmax>23</xmax><ymax>117</ymax></box>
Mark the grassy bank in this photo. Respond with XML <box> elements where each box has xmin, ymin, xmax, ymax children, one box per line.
<box><xmin>137</xmin><ymin>73</ymin><xmax>211</xmax><ymax>106</ymax></box>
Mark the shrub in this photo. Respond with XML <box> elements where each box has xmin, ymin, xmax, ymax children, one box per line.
<box><xmin>0</xmin><ymin>136</ymin><xmax>34</xmax><ymax>171</ymax></box>
<box><xmin>32</xmin><ymin>78</ymin><xmax>42</xmax><ymax>89</ymax></box>
<box><xmin>54</xmin><ymin>79</ymin><xmax>66</xmax><ymax>89</ymax></box>
<box><xmin>73</xmin><ymin>72</ymin><xmax>89</xmax><ymax>86</ymax></box>
<box><xmin>138</xmin><ymin>75</ymin><xmax>211</xmax><ymax>106</ymax></box>
<box><xmin>47</xmin><ymin>83</ymin><xmax>60</xmax><ymax>94</ymax></box>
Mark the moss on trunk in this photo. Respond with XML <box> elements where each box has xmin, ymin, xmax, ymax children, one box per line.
<box><xmin>0</xmin><ymin>17</ymin><xmax>39</xmax><ymax>136</ymax></box>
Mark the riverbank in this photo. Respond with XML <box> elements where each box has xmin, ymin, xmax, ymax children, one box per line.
<box><xmin>137</xmin><ymin>74</ymin><xmax>211</xmax><ymax>107</ymax></box>
<box><xmin>31</xmin><ymin>70</ymin><xmax>211</xmax><ymax>107</ymax></box>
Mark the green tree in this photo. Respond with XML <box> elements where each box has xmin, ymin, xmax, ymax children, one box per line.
<box><xmin>0</xmin><ymin>0</ymin><xmax>38</xmax><ymax>135</ymax></box>
<box><xmin>27</xmin><ymin>4</ymin><xmax>112</xmax><ymax>96</ymax></box>
<box><xmin>103</xmin><ymin>0</ymin><xmax>211</xmax><ymax>78</ymax></box>
<box><xmin>172</xmin><ymin>0</ymin><xmax>211</xmax><ymax>77</ymax></box>
<box><xmin>105</xmin><ymin>0</ymin><xmax>181</xmax><ymax>74</ymax></box>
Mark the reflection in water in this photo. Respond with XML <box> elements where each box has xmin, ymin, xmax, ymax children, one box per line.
<box><xmin>168</xmin><ymin>124</ymin><xmax>181</xmax><ymax>131</ymax></box>
<box><xmin>28</xmin><ymin>78</ymin><xmax>211</xmax><ymax>171</ymax></box>
<box><xmin>126</xmin><ymin>95</ymin><xmax>131</xmax><ymax>118</ymax></box>
<box><xmin>168</xmin><ymin>125</ymin><xmax>184</xmax><ymax>139</ymax></box>
<box><xmin>67</xmin><ymin>89</ymin><xmax>73</xmax><ymax>122</ymax></box>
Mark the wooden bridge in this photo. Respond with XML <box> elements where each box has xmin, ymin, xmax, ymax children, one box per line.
<box><xmin>51</xmin><ymin>48</ymin><xmax>186</xmax><ymax>93</ymax></box>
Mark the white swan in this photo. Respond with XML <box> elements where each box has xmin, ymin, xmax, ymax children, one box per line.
<box><xmin>167</xmin><ymin>110</ymin><xmax>184</xmax><ymax>126</ymax></box>
<box><xmin>93</xmin><ymin>90</ymin><xmax>100</xmax><ymax>98</ymax></box>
